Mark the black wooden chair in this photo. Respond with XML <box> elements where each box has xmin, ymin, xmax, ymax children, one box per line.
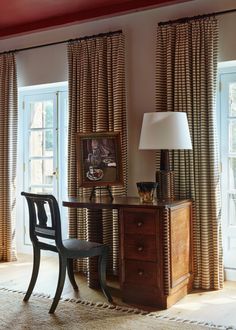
<box><xmin>21</xmin><ymin>192</ymin><xmax>113</xmax><ymax>313</ymax></box>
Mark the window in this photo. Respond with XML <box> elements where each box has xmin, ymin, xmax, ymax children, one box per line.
<box><xmin>18</xmin><ymin>82</ymin><xmax>68</xmax><ymax>250</ymax></box>
<box><xmin>218</xmin><ymin>63</ymin><xmax>236</xmax><ymax>280</ymax></box>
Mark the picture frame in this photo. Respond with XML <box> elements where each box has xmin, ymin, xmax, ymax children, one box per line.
<box><xmin>77</xmin><ymin>132</ymin><xmax>124</xmax><ymax>188</ymax></box>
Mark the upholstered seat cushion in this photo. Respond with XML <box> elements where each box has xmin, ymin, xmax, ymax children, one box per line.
<box><xmin>62</xmin><ymin>238</ymin><xmax>105</xmax><ymax>257</ymax></box>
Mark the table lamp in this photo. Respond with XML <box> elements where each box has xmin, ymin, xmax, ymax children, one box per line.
<box><xmin>139</xmin><ymin>112</ymin><xmax>192</xmax><ymax>200</ymax></box>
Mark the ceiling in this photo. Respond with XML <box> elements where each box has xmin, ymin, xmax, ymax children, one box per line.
<box><xmin>0</xmin><ymin>0</ymin><xmax>192</xmax><ymax>39</ymax></box>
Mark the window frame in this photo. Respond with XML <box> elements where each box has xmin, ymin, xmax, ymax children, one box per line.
<box><xmin>17</xmin><ymin>82</ymin><xmax>68</xmax><ymax>253</ymax></box>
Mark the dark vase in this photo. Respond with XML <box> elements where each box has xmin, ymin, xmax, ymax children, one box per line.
<box><xmin>136</xmin><ymin>182</ymin><xmax>158</xmax><ymax>203</ymax></box>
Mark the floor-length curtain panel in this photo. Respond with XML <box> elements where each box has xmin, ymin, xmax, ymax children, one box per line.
<box><xmin>0</xmin><ymin>53</ymin><xmax>18</xmax><ymax>262</ymax></box>
<box><xmin>156</xmin><ymin>17</ymin><xmax>223</xmax><ymax>290</ymax></box>
<box><xmin>67</xmin><ymin>31</ymin><xmax>127</xmax><ymax>276</ymax></box>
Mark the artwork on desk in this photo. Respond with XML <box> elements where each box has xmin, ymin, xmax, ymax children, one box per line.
<box><xmin>77</xmin><ymin>132</ymin><xmax>124</xmax><ymax>187</ymax></box>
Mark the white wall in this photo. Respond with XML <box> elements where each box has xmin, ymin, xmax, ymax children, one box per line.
<box><xmin>1</xmin><ymin>0</ymin><xmax>236</xmax><ymax>198</ymax></box>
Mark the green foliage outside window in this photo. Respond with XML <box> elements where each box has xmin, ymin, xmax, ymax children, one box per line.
<box><xmin>45</xmin><ymin>102</ymin><xmax>53</xmax><ymax>151</ymax></box>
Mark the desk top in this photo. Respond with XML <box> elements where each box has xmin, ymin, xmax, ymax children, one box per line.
<box><xmin>62</xmin><ymin>196</ymin><xmax>191</xmax><ymax>210</ymax></box>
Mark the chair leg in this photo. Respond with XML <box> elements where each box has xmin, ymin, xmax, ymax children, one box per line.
<box><xmin>49</xmin><ymin>255</ymin><xmax>67</xmax><ymax>314</ymax></box>
<box><xmin>23</xmin><ymin>247</ymin><xmax>40</xmax><ymax>302</ymax></box>
<box><xmin>98</xmin><ymin>248</ymin><xmax>113</xmax><ymax>304</ymax></box>
<box><xmin>67</xmin><ymin>258</ymin><xmax>78</xmax><ymax>291</ymax></box>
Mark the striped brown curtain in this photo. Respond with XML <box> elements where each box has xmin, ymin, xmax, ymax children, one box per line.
<box><xmin>67</xmin><ymin>31</ymin><xmax>127</xmax><ymax>277</ymax></box>
<box><xmin>0</xmin><ymin>53</ymin><xmax>18</xmax><ymax>262</ymax></box>
<box><xmin>156</xmin><ymin>17</ymin><xmax>223</xmax><ymax>289</ymax></box>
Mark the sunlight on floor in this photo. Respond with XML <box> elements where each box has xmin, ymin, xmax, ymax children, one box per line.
<box><xmin>204</xmin><ymin>297</ymin><xmax>236</xmax><ymax>304</ymax></box>
<box><xmin>171</xmin><ymin>302</ymin><xmax>205</xmax><ymax>311</ymax></box>
<box><xmin>0</xmin><ymin>264</ymin><xmax>8</xmax><ymax>269</ymax></box>
<box><xmin>0</xmin><ymin>262</ymin><xmax>32</xmax><ymax>268</ymax></box>
<box><xmin>174</xmin><ymin>296</ymin><xmax>236</xmax><ymax>312</ymax></box>
<box><xmin>13</xmin><ymin>262</ymin><xmax>32</xmax><ymax>267</ymax></box>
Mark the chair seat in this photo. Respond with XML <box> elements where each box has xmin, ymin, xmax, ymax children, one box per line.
<box><xmin>63</xmin><ymin>238</ymin><xmax>104</xmax><ymax>252</ymax></box>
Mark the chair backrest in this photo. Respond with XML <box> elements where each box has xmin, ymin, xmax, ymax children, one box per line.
<box><xmin>21</xmin><ymin>192</ymin><xmax>64</xmax><ymax>251</ymax></box>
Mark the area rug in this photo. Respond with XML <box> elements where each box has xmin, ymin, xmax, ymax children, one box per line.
<box><xmin>0</xmin><ymin>288</ymin><xmax>232</xmax><ymax>330</ymax></box>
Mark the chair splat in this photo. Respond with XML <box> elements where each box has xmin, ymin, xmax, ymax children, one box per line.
<box><xmin>35</xmin><ymin>200</ymin><xmax>48</xmax><ymax>227</ymax></box>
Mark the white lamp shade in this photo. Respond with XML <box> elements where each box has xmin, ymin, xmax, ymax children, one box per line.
<box><xmin>139</xmin><ymin>112</ymin><xmax>192</xmax><ymax>150</ymax></box>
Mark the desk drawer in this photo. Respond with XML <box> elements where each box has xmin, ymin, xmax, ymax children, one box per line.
<box><xmin>124</xmin><ymin>234</ymin><xmax>157</xmax><ymax>261</ymax></box>
<box><xmin>123</xmin><ymin>209</ymin><xmax>157</xmax><ymax>235</ymax></box>
<box><xmin>123</xmin><ymin>260</ymin><xmax>158</xmax><ymax>286</ymax></box>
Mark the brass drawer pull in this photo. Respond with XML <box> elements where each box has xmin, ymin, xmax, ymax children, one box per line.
<box><xmin>137</xmin><ymin>246</ymin><xmax>144</xmax><ymax>252</ymax></box>
<box><xmin>138</xmin><ymin>270</ymin><xmax>144</xmax><ymax>276</ymax></box>
<box><xmin>137</xmin><ymin>221</ymin><xmax>143</xmax><ymax>227</ymax></box>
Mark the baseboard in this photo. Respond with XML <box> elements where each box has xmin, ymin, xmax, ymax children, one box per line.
<box><xmin>224</xmin><ymin>268</ymin><xmax>236</xmax><ymax>281</ymax></box>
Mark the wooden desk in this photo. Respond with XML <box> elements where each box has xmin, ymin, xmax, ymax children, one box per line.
<box><xmin>63</xmin><ymin>196</ymin><xmax>193</xmax><ymax>309</ymax></box>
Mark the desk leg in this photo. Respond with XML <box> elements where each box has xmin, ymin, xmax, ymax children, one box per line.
<box><xmin>87</xmin><ymin>209</ymin><xmax>103</xmax><ymax>289</ymax></box>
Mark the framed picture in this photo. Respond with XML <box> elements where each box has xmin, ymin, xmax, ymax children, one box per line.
<box><xmin>77</xmin><ymin>132</ymin><xmax>124</xmax><ymax>187</ymax></box>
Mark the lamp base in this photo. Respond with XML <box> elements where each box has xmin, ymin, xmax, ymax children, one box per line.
<box><xmin>156</xmin><ymin>170</ymin><xmax>175</xmax><ymax>201</ymax></box>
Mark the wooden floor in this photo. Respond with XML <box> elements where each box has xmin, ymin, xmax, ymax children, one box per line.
<box><xmin>0</xmin><ymin>253</ymin><xmax>124</xmax><ymax>305</ymax></box>
<box><xmin>1</xmin><ymin>253</ymin><xmax>236</xmax><ymax>327</ymax></box>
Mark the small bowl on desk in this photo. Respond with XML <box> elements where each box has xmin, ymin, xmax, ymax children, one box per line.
<box><xmin>136</xmin><ymin>182</ymin><xmax>158</xmax><ymax>203</ymax></box>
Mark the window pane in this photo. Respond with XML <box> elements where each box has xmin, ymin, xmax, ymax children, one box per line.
<box><xmin>29</xmin><ymin>100</ymin><xmax>53</xmax><ymax>129</ymax></box>
<box><xmin>229</xmin><ymin>83</ymin><xmax>236</xmax><ymax>117</ymax></box>
<box><xmin>30</xmin><ymin>187</ymin><xmax>53</xmax><ymax>194</ymax></box>
<box><xmin>29</xmin><ymin>130</ymin><xmax>53</xmax><ymax>157</ymax></box>
<box><xmin>44</xmin><ymin>101</ymin><xmax>53</xmax><ymax>128</ymax></box>
<box><xmin>229</xmin><ymin>121</ymin><xmax>236</xmax><ymax>152</ymax></box>
<box><xmin>30</xmin><ymin>131</ymin><xmax>42</xmax><ymax>157</ymax></box>
<box><xmin>229</xmin><ymin>158</ymin><xmax>236</xmax><ymax>190</ymax></box>
<box><xmin>30</xmin><ymin>102</ymin><xmax>43</xmax><ymax>128</ymax></box>
<box><xmin>44</xmin><ymin>130</ymin><xmax>53</xmax><ymax>154</ymax></box>
<box><xmin>30</xmin><ymin>159</ymin><xmax>53</xmax><ymax>185</ymax></box>
<box><xmin>229</xmin><ymin>194</ymin><xmax>236</xmax><ymax>226</ymax></box>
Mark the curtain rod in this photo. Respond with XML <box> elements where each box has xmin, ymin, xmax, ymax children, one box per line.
<box><xmin>0</xmin><ymin>29</ymin><xmax>122</xmax><ymax>56</ymax></box>
<box><xmin>158</xmin><ymin>8</ymin><xmax>236</xmax><ymax>26</ymax></box>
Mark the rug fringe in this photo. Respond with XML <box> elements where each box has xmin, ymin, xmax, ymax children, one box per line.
<box><xmin>0</xmin><ymin>287</ymin><xmax>234</xmax><ymax>329</ymax></box>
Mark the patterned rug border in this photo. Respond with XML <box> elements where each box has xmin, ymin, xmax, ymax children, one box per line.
<box><xmin>0</xmin><ymin>287</ymin><xmax>234</xmax><ymax>330</ymax></box>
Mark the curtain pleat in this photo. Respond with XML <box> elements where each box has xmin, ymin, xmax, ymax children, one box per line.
<box><xmin>67</xmin><ymin>32</ymin><xmax>127</xmax><ymax>276</ymax></box>
<box><xmin>156</xmin><ymin>17</ymin><xmax>223</xmax><ymax>289</ymax></box>
<box><xmin>0</xmin><ymin>53</ymin><xmax>18</xmax><ymax>262</ymax></box>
